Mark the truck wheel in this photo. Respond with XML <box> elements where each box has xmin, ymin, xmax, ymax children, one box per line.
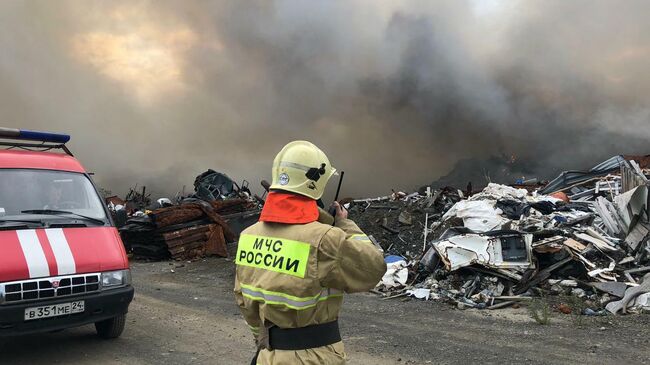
<box><xmin>95</xmin><ymin>314</ymin><xmax>126</xmax><ymax>339</ymax></box>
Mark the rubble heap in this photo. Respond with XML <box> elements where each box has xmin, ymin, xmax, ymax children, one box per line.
<box><xmin>120</xmin><ymin>199</ymin><xmax>255</xmax><ymax>260</ymax></box>
<box><xmin>348</xmin><ymin>187</ymin><xmax>463</xmax><ymax>258</ymax></box>
<box><xmin>118</xmin><ymin>169</ymin><xmax>262</xmax><ymax>261</ymax></box>
<box><xmin>350</xmin><ymin>155</ymin><xmax>650</xmax><ymax>315</ymax></box>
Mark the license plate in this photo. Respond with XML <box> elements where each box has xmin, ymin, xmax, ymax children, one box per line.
<box><xmin>24</xmin><ymin>301</ymin><xmax>85</xmax><ymax>321</ymax></box>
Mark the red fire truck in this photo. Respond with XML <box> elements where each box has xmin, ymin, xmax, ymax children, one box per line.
<box><xmin>0</xmin><ymin>128</ymin><xmax>133</xmax><ymax>338</ymax></box>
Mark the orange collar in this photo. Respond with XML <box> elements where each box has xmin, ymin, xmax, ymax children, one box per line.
<box><xmin>259</xmin><ymin>192</ymin><xmax>318</xmax><ymax>224</ymax></box>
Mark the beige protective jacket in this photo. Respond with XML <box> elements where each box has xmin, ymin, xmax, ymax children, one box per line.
<box><xmin>234</xmin><ymin>216</ymin><xmax>386</xmax><ymax>365</ymax></box>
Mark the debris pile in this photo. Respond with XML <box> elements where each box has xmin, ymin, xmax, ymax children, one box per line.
<box><xmin>124</xmin><ymin>185</ymin><xmax>152</xmax><ymax>212</ymax></box>
<box><xmin>121</xmin><ymin>200</ymin><xmax>255</xmax><ymax>260</ymax></box>
<box><xmin>118</xmin><ymin>170</ymin><xmax>262</xmax><ymax>261</ymax></box>
<box><xmin>348</xmin><ymin>187</ymin><xmax>463</xmax><ymax>258</ymax></box>
<box><xmin>351</xmin><ymin>155</ymin><xmax>650</xmax><ymax>315</ymax></box>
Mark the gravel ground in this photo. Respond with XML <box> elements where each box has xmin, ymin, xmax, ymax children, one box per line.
<box><xmin>1</xmin><ymin>256</ymin><xmax>649</xmax><ymax>365</ymax></box>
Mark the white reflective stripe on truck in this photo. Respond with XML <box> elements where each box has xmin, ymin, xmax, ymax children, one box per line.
<box><xmin>17</xmin><ymin>230</ymin><xmax>50</xmax><ymax>278</ymax></box>
<box><xmin>46</xmin><ymin>228</ymin><xmax>76</xmax><ymax>275</ymax></box>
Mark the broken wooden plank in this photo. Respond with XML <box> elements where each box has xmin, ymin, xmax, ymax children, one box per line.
<box><xmin>563</xmin><ymin>238</ymin><xmax>587</xmax><ymax>252</ymax></box>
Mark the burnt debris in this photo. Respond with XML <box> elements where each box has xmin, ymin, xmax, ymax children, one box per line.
<box><xmin>350</xmin><ymin>155</ymin><xmax>650</xmax><ymax>315</ymax></box>
<box><xmin>116</xmin><ymin>170</ymin><xmax>262</xmax><ymax>261</ymax></box>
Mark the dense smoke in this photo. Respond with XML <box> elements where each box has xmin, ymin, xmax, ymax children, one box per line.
<box><xmin>1</xmin><ymin>1</ymin><xmax>649</xmax><ymax>199</ymax></box>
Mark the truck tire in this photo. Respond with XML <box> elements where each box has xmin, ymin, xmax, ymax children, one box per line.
<box><xmin>95</xmin><ymin>314</ymin><xmax>126</xmax><ymax>339</ymax></box>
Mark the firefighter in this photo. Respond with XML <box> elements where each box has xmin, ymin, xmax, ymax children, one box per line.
<box><xmin>234</xmin><ymin>141</ymin><xmax>387</xmax><ymax>364</ymax></box>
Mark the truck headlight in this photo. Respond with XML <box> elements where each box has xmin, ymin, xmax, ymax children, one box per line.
<box><xmin>101</xmin><ymin>270</ymin><xmax>131</xmax><ymax>289</ymax></box>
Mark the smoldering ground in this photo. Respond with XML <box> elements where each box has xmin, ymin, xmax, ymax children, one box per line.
<box><xmin>1</xmin><ymin>1</ymin><xmax>649</xmax><ymax>199</ymax></box>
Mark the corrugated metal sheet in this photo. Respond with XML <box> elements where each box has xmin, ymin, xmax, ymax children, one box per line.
<box><xmin>540</xmin><ymin>155</ymin><xmax>625</xmax><ymax>194</ymax></box>
<box><xmin>590</xmin><ymin>155</ymin><xmax>626</xmax><ymax>172</ymax></box>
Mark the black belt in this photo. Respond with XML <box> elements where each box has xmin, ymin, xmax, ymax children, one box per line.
<box><xmin>269</xmin><ymin>320</ymin><xmax>341</xmax><ymax>351</ymax></box>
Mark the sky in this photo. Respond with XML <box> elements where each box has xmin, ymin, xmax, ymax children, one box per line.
<box><xmin>1</xmin><ymin>0</ymin><xmax>649</xmax><ymax>200</ymax></box>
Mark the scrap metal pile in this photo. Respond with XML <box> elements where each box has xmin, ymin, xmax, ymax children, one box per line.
<box><xmin>349</xmin><ymin>155</ymin><xmax>650</xmax><ymax>315</ymax></box>
<box><xmin>118</xmin><ymin>171</ymin><xmax>261</xmax><ymax>261</ymax></box>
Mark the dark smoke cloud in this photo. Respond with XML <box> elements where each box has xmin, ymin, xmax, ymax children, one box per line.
<box><xmin>1</xmin><ymin>1</ymin><xmax>648</xmax><ymax>200</ymax></box>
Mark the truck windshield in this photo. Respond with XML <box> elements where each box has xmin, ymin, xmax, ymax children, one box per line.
<box><xmin>0</xmin><ymin>169</ymin><xmax>108</xmax><ymax>221</ymax></box>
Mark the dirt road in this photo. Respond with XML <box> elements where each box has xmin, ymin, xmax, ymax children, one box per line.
<box><xmin>1</xmin><ymin>257</ymin><xmax>649</xmax><ymax>364</ymax></box>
